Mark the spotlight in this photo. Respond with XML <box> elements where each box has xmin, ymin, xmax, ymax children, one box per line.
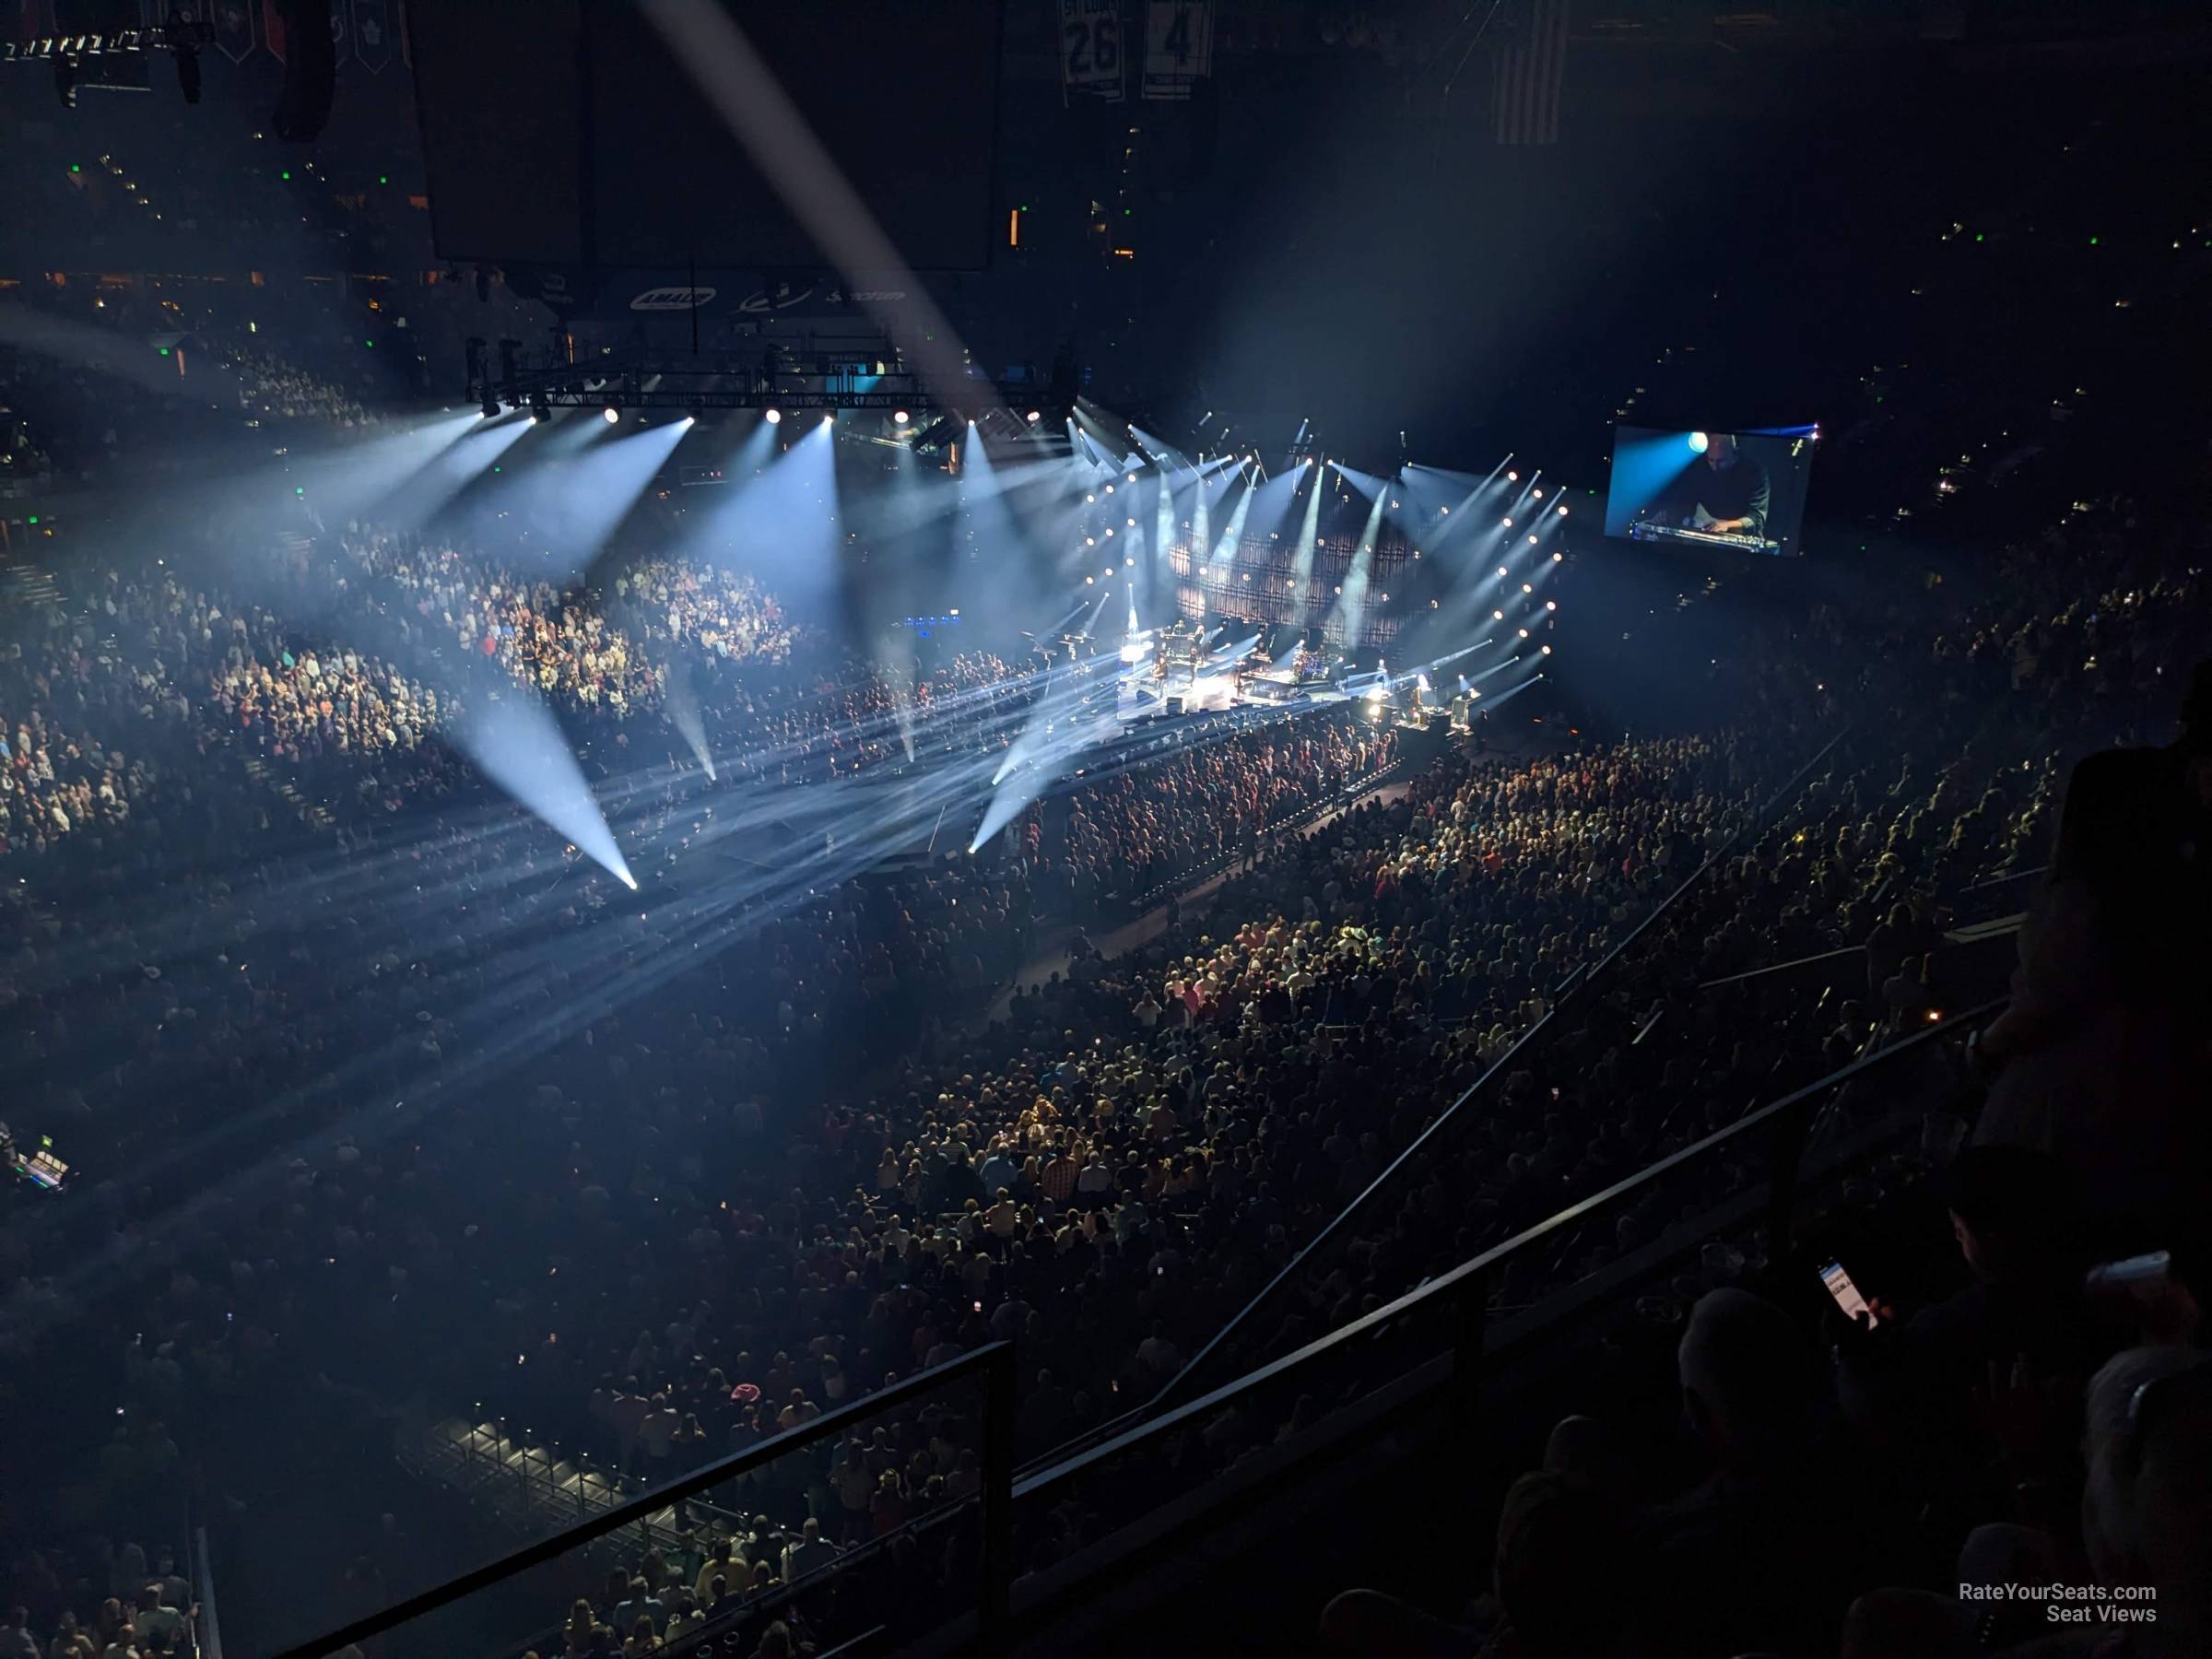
<box><xmin>1557</xmin><ymin>505</ymin><xmax>1568</xmax><ymax>516</ymax></box>
<box><xmin>1522</xmin><ymin>583</ymin><xmax>1534</xmax><ymax>593</ymax></box>
<box><xmin>1127</xmin><ymin>472</ymin><xmax>1137</xmax><ymax>482</ymax></box>
<box><xmin>894</xmin><ymin>410</ymin><xmax>911</xmax><ymax>426</ymax></box>
<box><xmin>602</xmin><ymin>406</ymin><xmax>620</xmax><ymax>424</ymax></box>
<box><xmin>1528</xmin><ymin>535</ymin><xmax>1538</xmax><ymax>545</ymax></box>
<box><xmin>1026</xmin><ymin>410</ymin><xmax>1041</xmax><ymax>423</ymax></box>
<box><xmin>1506</xmin><ymin>470</ymin><xmax>1519</xmax><ymax>482</ymax></box>
<box><xmin>1552</xmin><ymin>551</ymin><xmax>1564</xmax><ymax>562</ymax></box>
<box><xmin>1518</xmin><ymin>628</ymin><xmax>1530</xmax><ymax>638</ymax></box>
<box><xmin>823</xmin><ymin>412</ymin><xmax>835</xmax><ymax>424</ymax></box>
<box><xmin>1501</xmin><ymin>517</ymin><xmax>1513</xmax><ymax>528</ymax></box>
<box><xmin>1541</xmin><ymin>645</ymin><xmax>1552</xmax><ymax>655</ymax></box>
<box><xmin>1545</xmin><ymin>600</ymin><xmax>1557</xmax><ymax>611</ymax></box>
<box><xmin>531</xmin><ymin>403</ymin><xmax>551</xmax><ymax>423</ymax></box>
<box><xmin>1493</xmin><ymin>609</ymin><xmax>1505</xmax><ymax>620</ymax></box>
<box><xmin>1498</xmin><ymin>566</ymin><xmax>1509</xmax><ymax>577</ymax></box>
<box><xmin>480</xmin><ymin>398</ymin><xmax>500</xmax><ymax>419</ymax></box>
<box><xmin>1532</xmin><ymin>488</ymin><xmax>1544</xmax><ymax>499</ymax></box>
<box><xmin>764</xmin><ymin>408</ymin><xmax>782</xmax><ymax>425</ymax></box>
<box><xmin>1688</xmin><ymin>431</ymin><xmax>1710</xmax><ymax>453</ymax></box>
<box><xmin>687</xmin><ymin>406</ymin><xmax>704</xmax><ymax>424</ymax></box>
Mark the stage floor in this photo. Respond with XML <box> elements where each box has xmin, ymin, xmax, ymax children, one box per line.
<box><xmin>1114</xmin><ymin>665</ymin><xmax>1348</xmax><ymax>723</ymax></box>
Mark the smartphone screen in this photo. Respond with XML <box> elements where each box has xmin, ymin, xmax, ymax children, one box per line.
<box><xmin>2088</xmin><ymin>1250</ymin><xmax>2171</xmax><ymax>1288</ymax></box>
<box><xmin>1819</xmin><ymin>1261</ymin><xmax>1877</xmax><ymax>1327</ymax></box>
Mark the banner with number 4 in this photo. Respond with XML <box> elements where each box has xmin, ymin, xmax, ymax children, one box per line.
<box><xmin>1143</xmin><ymin>0</ymin><xmax>1212</xmax><ymax>101</ymax></box>
<box><xmin>1061</xmin><ymin>0</ymin><xmax>1124</xmax><ymax>103</ymax></box>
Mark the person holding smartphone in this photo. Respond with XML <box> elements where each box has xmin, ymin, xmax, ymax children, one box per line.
<box><xmin>1830</xmin><ymin>1147</ymin><xmax>2098</xmax><ymax>1481</ymax></box>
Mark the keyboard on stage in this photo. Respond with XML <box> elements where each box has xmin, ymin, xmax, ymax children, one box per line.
<box><xmin>1629</xmin><ymin>521</ymin><xmax>1782</xmax><ymax>555</ymax></box>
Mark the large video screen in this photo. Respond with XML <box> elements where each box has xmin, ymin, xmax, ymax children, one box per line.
<box><xmin>1604</xmin><ymin>426</ymin><xmax>1816</xmax><ymax>557</ymax></box>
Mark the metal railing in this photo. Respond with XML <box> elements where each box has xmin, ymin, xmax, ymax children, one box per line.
<box><xmin>274</xmin><ymin>1343</ymin><xmax>1017</xmax><ymax>1659</ymax></box>
<box><xmin>288</xmin><ymin>994</ymin><xmax>1989</xmax><ymax>1659</ymax></box>
<box><xmin>1700</xmin><ymin>943</ymin><xmax>1867</xmax><ymax>992</ymax></box>
<box><xmin>1005</xmin><ymin>997</ymin><xmax>2000</xmax><ymax>1584</ymax></box>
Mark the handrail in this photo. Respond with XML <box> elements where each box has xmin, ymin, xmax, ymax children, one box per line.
<box><xmin>1699</xmin><ymin>943</ymin><xmax>1865</xmax><ymax>992</ymax></box>
<box><xmin>1961</xmin><ymin>863</ymin><xmax>2049</xmax><ymax>893</ymax></box>
<box><xmin>191</xmin><ymin>1519</ymin><xmax>223</xmax><ymax>1659</ymax></box>
<box><xmin>1018</xmin><ymin>995</ymin><xmax>1999</xmax><ymax>1499</ymax></box>
<box><xmin>1144</xmin><ymin>726</ymin><xmax>1851</xmax><ymax>1413</ymax></box>
<box><xmin>273</xmin><ymin>1342</ymin><xmax>1017</xmax><ymax>1659</ymax></box>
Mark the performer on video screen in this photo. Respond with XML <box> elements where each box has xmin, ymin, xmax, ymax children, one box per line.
<box><xmin>1659</xmin><ymin>433</ymin><xmax>1771</xmax><ymax>537</ymax></box>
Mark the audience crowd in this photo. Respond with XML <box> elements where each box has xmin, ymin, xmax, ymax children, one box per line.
<box><xmin>3</xmin><ymin>316</ymin><xmax>2206</xmax><ymax>1659</ymax></box>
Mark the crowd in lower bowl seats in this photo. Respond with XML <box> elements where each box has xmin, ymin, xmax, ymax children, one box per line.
<box><xmin>2</xmin><ymin>1539</ymin><xmax>198</xmax><ymax>1659</ymax></box>
<box><xmin>222</xmin><ymin>344</ymin><xmax>376</xmax><ymax>429</ymax></box>
<box><xmin>1307</xmin><ymin>547</ymin><xmax>2210</xmax><ymax>1657</ymax></box>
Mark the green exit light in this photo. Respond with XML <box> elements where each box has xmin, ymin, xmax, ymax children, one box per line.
<box><xmin>2088</xmin><ymin>236</ymin><xmax>2100</xmax><ymax>246</ymax></box>
<box><xmin>379</xmin><ymin>175</ymin><xmax>390</xmax><ymax>185</ymax></box>
<box><xmin>364</xmin><ymin>339</ymin><xmax>375</xmax><ymax>348</ymax></box>
<box><xmin>157</xmin><ymin>347</ymin><xmax>171</xmax><ymax>356</ymax></box>
<box><xmin>280</xmin><ymin>170</ymin><xmax>292</xmax><ymax>181</ymax></box>
<box><xmin>70</xmin><ymin>163</ymin><xmax>82</xmax><ymax>174</ymax></box>
<box><xmin>27</xmin><ymin>515</ymin><xmax>38</xmax><ymax>525</ymax></box>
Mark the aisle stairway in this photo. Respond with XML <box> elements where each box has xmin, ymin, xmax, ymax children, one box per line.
<box><xmin>0</xmin><ymin>559</ymin><xmax>62</xmax><ymax>610</ymax></box>
<box><xmin>238</xmin><ymin>750</ymin><xmax>336</xmax><ymax>830</ymax></box>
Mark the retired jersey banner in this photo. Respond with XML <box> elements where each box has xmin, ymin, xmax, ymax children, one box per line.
<box><xmin>210</xmin><ymin>0</ymin><xmax>255</xmax><ymax>62</ymax></box>
<box><xmin>261</xmin><ymin>0</ymin><xmax>287</xmax><ymax>64</ymax></box>
<box><xmin>1142</xmin><ymin>1</ymin><xmax>1211</xmax><ymax>101</ymax></box>
<box><xmin>1494</xmin><ymin>0</ymin><xmax>1570</xmax><ymax>146</ymax></box>
<box><xmin>351</xmin><ymin>0</ymin><xmax>391</xmax><ymax>71</ymax></box>
<box><xmin>1060</xmin><ymin>0</ymin><xmax>1124</xmax><ymax>103</ymax></box>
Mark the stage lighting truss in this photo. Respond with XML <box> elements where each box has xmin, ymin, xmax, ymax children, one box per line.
<box><xmin>4</xmin><ymin>23</ymin><xmax>211</xmax><ymax>104</ymax></box>
<box><xmin>481</xmin><ymin>344</ymin><xmax>1061</xmax><ymax>429</ymax></box>
<box><xmin>1</xmin><ymin>24</ymin><xmax>211</xmax><ymax>64</ymax></box>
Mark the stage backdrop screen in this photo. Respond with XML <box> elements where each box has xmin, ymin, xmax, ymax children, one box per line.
<box><xmin>1604</xmin><ymin>426</ymin><xmax>1815</xmax><ymax>557</ymax></box>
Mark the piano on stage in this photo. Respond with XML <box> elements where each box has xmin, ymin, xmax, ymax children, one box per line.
<box><xmin>1637</xmin><ymin>520</ymin><xmax>1787</xmax><ymax>559</ymax></box>
<box><xmin>1629</xmin><ymin>521</ymin><xmax>1783</xmax><ymax>556</ymax></box>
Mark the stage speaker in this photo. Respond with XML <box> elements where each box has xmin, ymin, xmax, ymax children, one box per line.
<box><xmin>273</xmin><ymin>0</ymin><xmax>337</xmax><ymax>141</ymax></box>
<box><xmin>1165</xmin><ymin>696</ymin><xmax>1186</xmax><ymax>718</ymax></box>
